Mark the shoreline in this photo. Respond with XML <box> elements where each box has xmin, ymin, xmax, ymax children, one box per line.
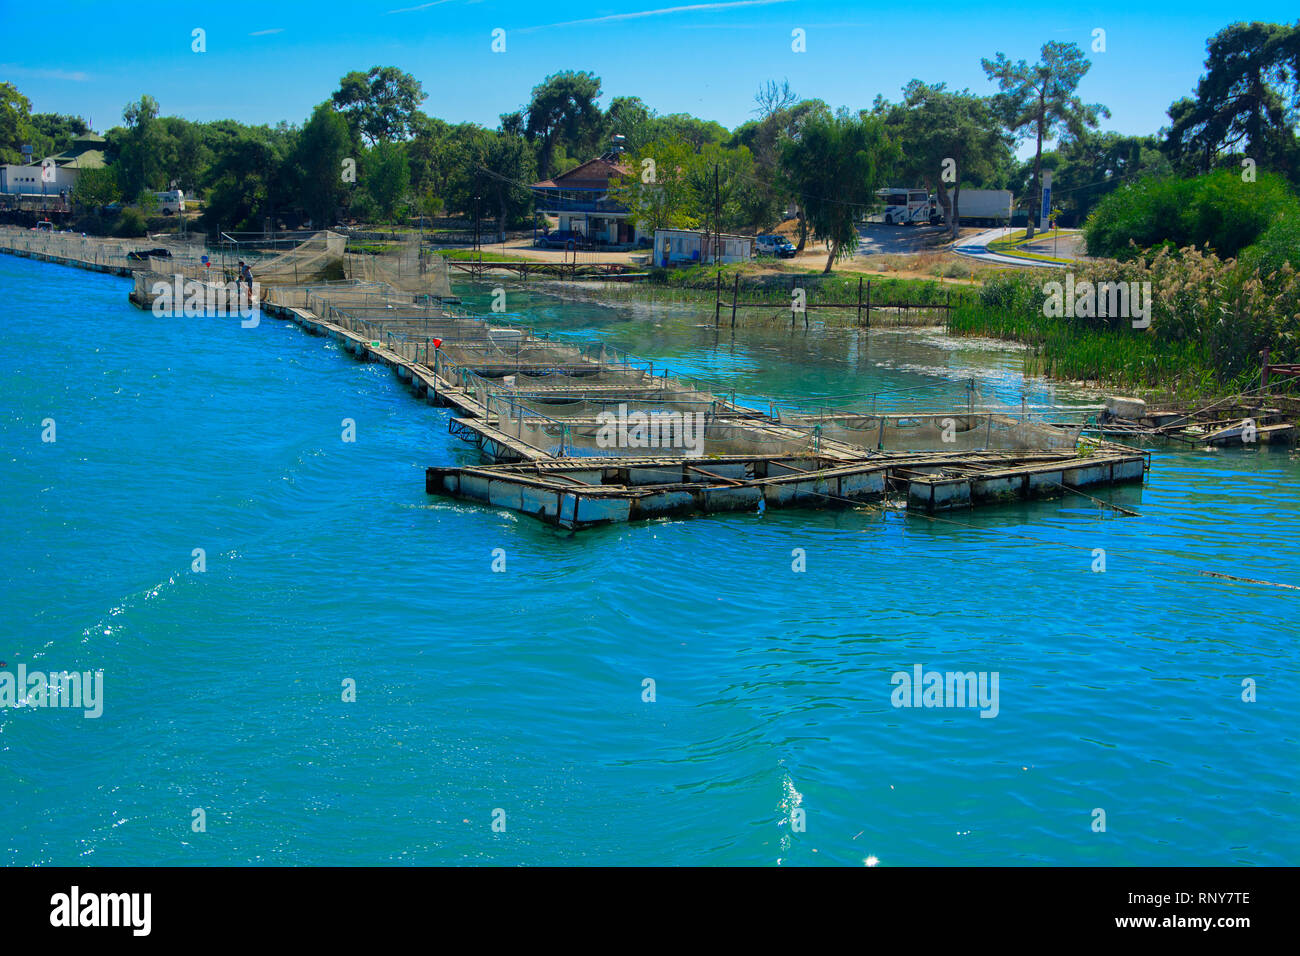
<box><xmin>3</xmin><ymin>231</ymin><xmax>1293</xmax><ymax>432</ymax></box>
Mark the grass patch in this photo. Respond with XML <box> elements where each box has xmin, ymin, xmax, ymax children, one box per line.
<box><xmin>947</xmin><ymin>303</ymin><xmax>1232</xmax><ymax>396</ymax></box>
<box><xmin>439</xmin><ymin>249</ymin><xmax>524</xmax><ymax>262</ymax></box>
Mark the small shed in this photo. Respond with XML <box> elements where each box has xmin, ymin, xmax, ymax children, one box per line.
<box><xmin>653</xmin><ymin>229</ymin><xmax>753</xmax><ymax>267</ymax></box>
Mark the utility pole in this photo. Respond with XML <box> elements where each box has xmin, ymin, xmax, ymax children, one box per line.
<box><xmin>713</xmin><ymin>163</ymin><xmax>720</xmax><ymax>271</ymax></box>
<box><xmin>473</xmin><ymin>192</ymin><xmax>481</xmax><ymax>264</ymax></box>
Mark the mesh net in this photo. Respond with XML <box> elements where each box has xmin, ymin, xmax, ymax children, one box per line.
<box><xmin>512</xmin><ymin>396</ymin><xmax>719</xmax><ymax>418</ymax></box>
<box><xmin>237</xmin><ymin>274</ymin><xmax>1086</xmax><ymax>463</ymax></box>
<box><xmin>246</xmin><ymin>231</ymin><xmax>347</xmax><ymax>285</ymax></box>
<box><xmin>788</xmin><ymin>410</ymin><xmax>1082</xmax><ymax>453</ymax></box>
<box><xmin>486</xmin><ymin>394</ymin><xmax>819</xmax><ymax>458</ymax></box>
<box><xmin>0</xmin><ymin>226</ymin><xmax>142</xmax><ymax>270</ymax></box>
<box><xmin>343</xmin><ymin>236</ymin><xmax>451</xmax><ymax>299</ymax></box>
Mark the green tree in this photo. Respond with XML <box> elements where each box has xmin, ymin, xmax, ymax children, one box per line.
<box><xmin>608</xmin><ymin>135</ymin><xmax>702</xmax><ymax>234</ymax></box>
<box><xmin>117</xmin><ymin>95</ymin><xmax>163</xmax><ymax>197</ymax></box>
<box><xmin>154</xmin><ymin>116</ymin><xmax>210</xmax><ymax>194</ymax></box>
<box><xmin>525</xmin><ymin>71</ymin><xmax>603</xmax><ymax>181</ymax></box>
<box><xmin>405</xmin><ymin>112</ymin><xmax>451</xmax><ymax>198</ymax></box>
<box><xmin>875</xmin><ymin>81</ymin><xmax>1011</xmax><ymax>238</ymax></box>
<box><xmin>477</xmin><ymin>120</ymin><xmax>536</xmax><ymax>240</ymax></box>
<box><xmin>0</xmin><ymin>82</ymin><xmax>33</xmax><ymax>164</ymax></box>
<box><xmin>26</xmin><ymin>113</ymin><xmax>88</xmax><ymax>161</ymax></box>
<box><xmin>1038</xmin><ymin>132</ymin><xmax>1170</xmax><ymax>225</ymax></box>
<box><xmin>648</xmin><ymin>113</ymin><xmax>730</xmax><ymax>150</ymax></box>
<box><xmin>331</xmin><ymin>66</ymin><xmax>427</xmax><ymax>145</ymax></box>
<box><xmin>780</xmin><ymin>110</ymin><xmax>898</xmax><ymax>273</ymax></box>
<box><xmin>731</xmin><ymin>97</ymin><xmax>829</xmax><ymax>244</ymax></box>
<box><xmin>71</xmin><ymin>166</ymin><xmax>120</xmax><ymax>209</ymax></box>
<box><xmin>136</xmin><ymin>190</ymin><xmax>159</xmax><ymax>217</ymax></box>
<box><xmin>605</xmin><ymin>96</ymin><xmax>655</xmax><ymax>150</ymax></box>
<box><xmin>200</xmin><ymin>123</ymin><xmax>293</xmax><ymax>231</ymax></box>
<box><xmin>1083</xmin><ymin>168</ymin><xmax>1298</xmax><ymax>259</ymax></box>
<box><xmin>982</xmin><ymin>42</ymin><xmax>1108</xmax><ymax>239</ymax></box>
<box><xmin>689</xmin><ymin>142</ymin><xmax>763</xmax><ymax>236</ymax></box>
<box><xmin>439</xmin><ymin>123</ymin><xmax>493</xmax><ymax>217</ymax></box>
<box><xmin>1163</xmin><ymin>22</ymin><xmax>1300</xmax><ymax>182</ymax></box>
<box><xmin>358</xmin><ymin>140</ymin><xmax>410</xmax><ymax>222</ymax></box>
<box><xmin>289</xmin><ymin>103</ymin><xmax>352</xmax><ymax>227</ymax></box>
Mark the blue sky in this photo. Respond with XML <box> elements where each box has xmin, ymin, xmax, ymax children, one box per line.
<box><xmin>2</xmin><ymin>0</ymin><xmax>1296</xmax><ymax>154</ymax></box>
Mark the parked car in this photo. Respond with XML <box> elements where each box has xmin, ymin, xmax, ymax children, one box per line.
<box><xmin>755</xmin><ymin>234</ymin><xmax>796</xmax><ymax>258</ymax></box>
<box><xmin>534</xmin><ymin>230</ymin><xmax>592</xmax><ymax>250</ymax></box>
<box><xmin>127</xmin><ymin>248</ymin><xmax>173</xmax><ymax>261</ymax></box>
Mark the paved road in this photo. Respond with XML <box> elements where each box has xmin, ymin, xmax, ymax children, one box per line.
<box><xmin>950</xmin><ymin>228</ymin><xmax>1091</xmax><ymax>269</ymax></box>
<box><xmin>853</xmin><ymin>221</ymin><xmax>953</xmax><ymax>256</ymax></box>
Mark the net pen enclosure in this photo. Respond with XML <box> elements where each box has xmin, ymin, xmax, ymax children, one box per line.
<box><xmin>425</xmin><ymin>446</ymin><xmax>1147</xmax><ymax>530</ymax></box>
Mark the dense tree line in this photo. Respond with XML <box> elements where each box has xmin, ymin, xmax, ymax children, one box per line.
<box><xmin>0</xmin><ymin>20</ymin><xmax>1295</xmax><ymax>272</ymax></box>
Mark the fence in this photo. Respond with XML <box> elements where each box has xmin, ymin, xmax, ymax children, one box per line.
<box><xmin>0</xmin><ymin>226</ymin><xmax>142</xmax><ymax>271</ymax></box>
<box><xmin>714</xmin><ymin>273</ymin><xmax>957</xmax><ymax>329</ymax></box>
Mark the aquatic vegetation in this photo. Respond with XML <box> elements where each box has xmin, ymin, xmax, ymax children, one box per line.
<box><xmin>947</xmin><ymin>245</ymin><xmax>1300</xmax><ymax>395</ymax></box>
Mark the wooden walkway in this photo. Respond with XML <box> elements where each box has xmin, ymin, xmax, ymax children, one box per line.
<box><xmin>447</xmin><ymin>258</ymin><xmax>641</xmax><ymax>280</ymax></box>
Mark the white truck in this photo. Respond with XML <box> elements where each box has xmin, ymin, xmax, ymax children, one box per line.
<box><xmin>876</xmin><ymin>187</ymin><xmax>1014</xmax><ymax>227</ymax></box>
<box><xmin>943</xmin><ymin>189</ymin><xmax>1012</xmax><ymax>226</ymax></box>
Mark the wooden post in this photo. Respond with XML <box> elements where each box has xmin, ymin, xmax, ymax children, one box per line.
<box><xmin>731</xmin><ymin>273</ymin><xmax>739</xmax><ymax>328</ymax></box>
<box><xmin>714</xmin><ymin>271</ymin><xmax>722</xmax><ymax>326</ymax></box>
<box><xmin>865</xmin><ymin>281</ymin><xmax>871</xmax><ymax>329</ymax></box>
<box><xmin>857</xmin><ymin>276</ymin><xmax>863</xmax><ymax>326</ymax></box>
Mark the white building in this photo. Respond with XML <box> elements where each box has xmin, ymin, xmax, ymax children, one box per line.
<box><xmin>0</xmin><ymin>165</ymin><xmax>50</xmax><ymax>195</ymax></box>
<box><xmin>653</xmin><ymin>229</ymin><xmax>753</xmax><ymax>267</ymax></box>
<box><xmin>0</xmin><ymin>133</ymin><xmax>107</xmax><ymax>196</ymax></box>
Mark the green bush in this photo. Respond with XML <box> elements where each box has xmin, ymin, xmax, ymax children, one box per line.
<box><xmin>1239</xmin><ymin>215</ymin><xmax>1300</xmax><ymax>278</ymax></box>
<box><xmin>348</xmin><ymin>193</ymin><xmax>379</xmax><ymax>224</ymax></box>
<box><xmin>71</xmin><ymin>213</ymin><xmax>108</xmax><ymax>236</ymax></box>
<box><xmin>978</xmin><ymin>272</ymin><xmax>1052</xmax><ymax>314</ymax></box>
<box><xmin>1084</xmin><ymin>170</ymin><xmax>1299</xmax><ymax>260</ymax></box>
<box><xmin>111</xmin><ymin>207</ymin><xmax>148</xmax><ymax>237</ymax></box>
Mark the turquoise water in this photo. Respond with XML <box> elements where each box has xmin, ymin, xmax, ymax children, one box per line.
<box><xmin>1</xmin><ymin>256</ymin><xmax>1296</xmax><ymax>866</ymax></box>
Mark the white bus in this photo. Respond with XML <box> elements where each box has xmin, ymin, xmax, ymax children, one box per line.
<box><xmin>876</xmin><ymin>188</ymin><xmax>935</xmax><ymax>225</ymax></box>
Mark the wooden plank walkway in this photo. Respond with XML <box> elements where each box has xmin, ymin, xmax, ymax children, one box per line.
<box><xmin>447</xmin><ymin>259</ymin><xmax>638</xmax><ymax>280</ymax></box>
